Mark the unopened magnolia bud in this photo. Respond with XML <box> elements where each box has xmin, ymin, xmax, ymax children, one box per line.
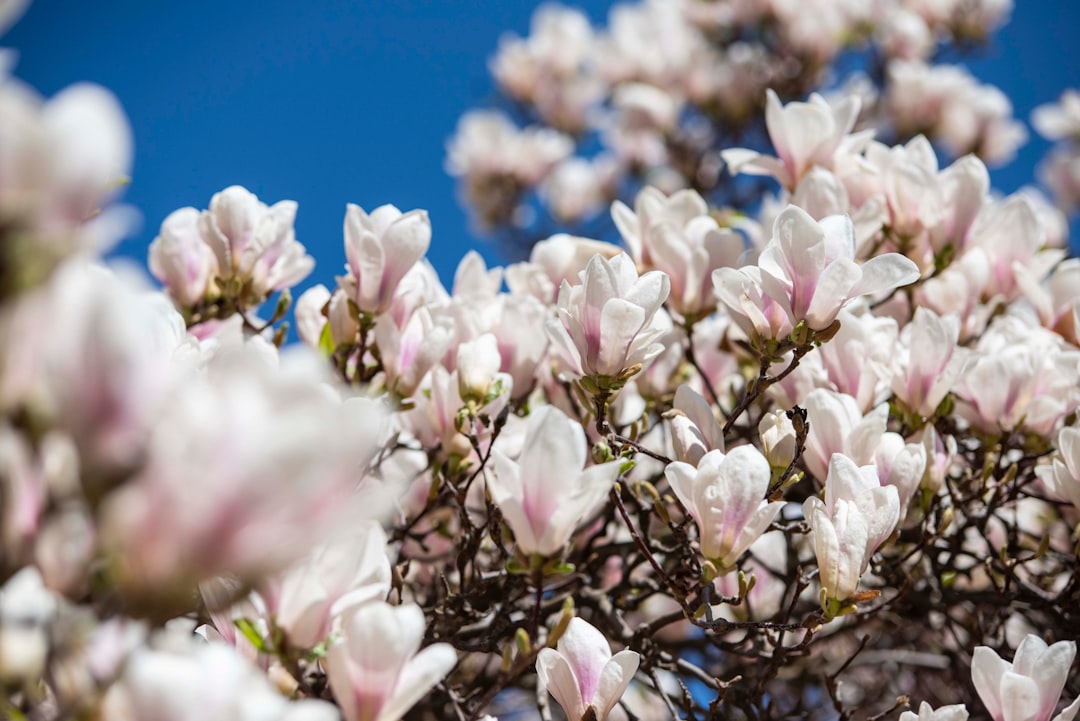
<box><xmin>759</xmin><ymin>410</ymin><xmax>797</xmax><ymax>469</ymax></box>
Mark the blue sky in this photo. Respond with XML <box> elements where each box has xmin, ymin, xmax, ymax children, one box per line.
<box><xmin>5</xmin><ymin>0</ymin><xmax>1080</xmax><ymax>295</ymax></box>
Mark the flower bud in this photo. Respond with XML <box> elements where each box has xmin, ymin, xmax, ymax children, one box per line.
<box><xmin>759</xmin><ymin>409</ymin><xmax>796</xmax><ymax>470</ymax></box>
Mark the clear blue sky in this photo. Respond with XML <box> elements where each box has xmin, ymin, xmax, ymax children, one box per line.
<box><xmin>6</xmin><ymin>0</ymin><xmax>1080</xmax><ymax>295</ymax></box>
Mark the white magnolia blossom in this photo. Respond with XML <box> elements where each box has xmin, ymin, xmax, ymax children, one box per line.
<box><xmin>612</xmin><ymin>186</ymin><xmax>744</xmax><ymax>318</ymax></box>
<box><xmin>899</xmin><ymin>702</ymin><xmax>969</xmax><ymax>721</ymax></box>
<box><xmin>536</xmin><ymin>617</ymin><xmax>640</xmax><ymax>721</ymax></box>
<box><xmin>722</xmin><ymin>90</ymin><xmax>872</xmax><ymax>190</ymax></box>
<box><xmin>804</xmin><ymin>454</ymin><xmax>900</xmax><ymax>607</ymax></box>
<box><xmin>715</xmin><ymin>205</ymin><xmax>919</xmax><ymax>337</ymax></box>
<box><xmin>666</xmin><ymin>384</ymin><xmax>724</xmax><ymax>466</ymax></box>
<box><xmin>971</xmin><ymin>635</ymin><xmax>1080</xmax><ymax>721</ymax></box>
<box><xmin>260</xmin><ymin>522</ymin><xmax>392</xmax><ymax>651</ymax></box>
<box><xmin>0</xmin><ymin>567</ymin><xmax>57</xmax><ymax>685</ymax></box>
<box><xmin>325</xmin><ymin>601</ymin><xmax>457</xmax><ymax>721</ymax></box>
<box><xmin>339</xmin><ymin>203</ymin><xmax>431</xmax><ymax>315</ymax></box>
<box><xmin>665</xmin><ymin>446</ymin><xmax>783</xmax><ymax>571</ymax></box>
<box><xmin>546</xmin><ymin>252</ymin><xmax>670</xmax><ymax>389</ymax></box>
<box><xmin>488</xmin><ymin>405</ymin><xmax>621</xmax><ymax>557</ymax></box>
<box><xmin>102</xmin><ymin>635</ymin><xmax>338</xmax><ymax>721</ymax></box>
<box><xmin>1037</xmin><ymin>423</ymin><xmax>1080</xmax><ymax>512</ymax></box>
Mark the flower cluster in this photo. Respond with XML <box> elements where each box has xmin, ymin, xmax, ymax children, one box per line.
<box><xmin>4</xmin><ymin>1</ymin><xmax>1080</xmax><ymax>720</ymax></box>
<box><xmin>447</xmin><ymin>0</ymin><xmax>1027</xmax><ymax>251</ymax></box>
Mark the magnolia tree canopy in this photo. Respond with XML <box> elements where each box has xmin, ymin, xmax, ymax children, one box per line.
<box><xmin>2</xmin><ymin>1</ymin><xmax>1080</xmax><ymax>720</ymax></box>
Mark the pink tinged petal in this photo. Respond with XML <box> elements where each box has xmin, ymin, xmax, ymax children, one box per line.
<box><xmin>208</xmin><ymin>186</ymin><xmax>261</xmax><ymax>267</ymax></box>
<box><xmin>804</xmin><ymin>498</ymin><xmax>838</xmax><ymax>593</ymax></box>
<box><xmin>593</xmin><ymin>650</ymin><xmax>641</xmax><ymax>720</ymax></box>
<box><xmin>379</xmin><ymin>210</ymin><xmax>432</xmax><ymax>306</ymax></box>
<box><xmin>295</xmin><ymin>285</ymin><xmax>332</xmax><ymax>349</ymax></box>
<box><xmin>850</xmin><ymin>253</ymin><xmax>921</xmax><ymax>298</ymax></box>
<box><xmin>817</xmin><ymin>214</ymin><xmax>857</xmax><ymax>264</ymax></box>
<box><xmin>1061</xmin><ymin>428</ymin><xmax>1080</xmax><ymax>480</ymax></box>
<box><xmin>149</xmin><ymin>207</ymin><xmax>215</xmax><ymax>307</ymax></box>
<box><xmin>825</xmin><ymin>453</ymin><xmax>876</xmax><ymax>510</ymax></box>
<box><xmin>595</xmin><ymin>298</ymin><xmax>646</xmax><ymax>377</ymax></box>
<box><xmin>557</xmin><ymin>618</ymin><xmax>611</xmax><ymax>707</ymax></box>
<box><xmin>537</xmin><ymin>648</ymin><xmax>586</xmax><ymax>721</ymax></box>
<box><xmin>345</xmin><ymin>217</ymin><xmax>387</xmax><ymax>313</ymax></box>
<box><xmin>716</xmin><ymin>446</ymin><xmax>771</xmax><ymax>523</ymax></box>
<box><xmin>624</xmin><ymin>268</ymin><xmax>670</xmax><ymax>321</ymax></box>
<box><xmin>770</xmin><ymin>205</ymin><xmax>826</xmax><ymax>282</ymax></box>
<box><xmin>546</xmin><ymin>316</ymin><xmax>586</xmax><ymax>378</ymax></box>
<box><xmin>325</xmin><ymin>640</ymin><xmax>361</xmax><ymax>721</ymax></box>
<box><xmin>488</xmin><ymin>450</ymin><xmax>541</xmax><ymax>555</ymax></box>
<box><xmin>665</xmin><ymin>460</ymin><xmax>701</xmax><ymax>524</ymax></box>
<box><xmin>376</xmin><ymin>643</ymin><xmax>457</xmax><ymax>721</ymax></box>
<box><xmin>537</xmin><ymin>460</ymin><xmax>620</xmax><ymax>556</ymax></box>
<box><xmin>766</xmin><ymin>90</ymin><xmax>831</xmax><ymax>187</ymax></box>
<box><xmin>804</xmin><ymin>259</ymin><xmax>861</xmax><ymax>329</ymax></box>
<box><xmin>999</xmin><ymin>673</ymin><xmax>1040</xmax><ymax>721</ymax></box>
<box><xmin>972</xmin><ymin>646</ymin><xmax>1010</xmax><ymax>721</ymax></box>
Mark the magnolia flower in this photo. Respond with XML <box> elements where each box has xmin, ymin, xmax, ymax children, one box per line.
<box><xmin>148</xmin><ymin>207</ymin><xmax>219</xmax><ymax>308</ymax></box>
<box><xmin>722</xmin><ymin>90</ymin><xmax>871</xmax><ymax>190</ymax></box>
<box><xmin>505</xmin><ymin>233</ymin><xmax>623</xmax><ymax>303</ymax></box>
<box><xmin>666</xmin><ymin>384</ymin><xmax>724</xmax><ymax>466</ymax></box>
<box><xmin>102</xmin><ymin>636</ymin><xmax>337</xmax><ymax>721</ymax></box>
<box><xmin>261</xmin><ymin>522</ymin><xmax>392</xmax><ymax>651</ymax></box>
<box><xmin>487</xmin><ymin>406</ymin><xmax>621</xmax><ymax>557</ymax></box>
<box><xmin>803</xmin><ymin>454</ymin><xmax>900</xmax><ymax>608</ymax></box>
<box><xmin>891</xmin><ymin>308</ymin><xmax>969</xmax><ymax>418</ymax></box>
<box><xmin>196</xmin><ymin>185</ymin><xmax>315</xmax><ymax>305</ymax></box>
<box><xmin>666</xmin><ymin>446</ymin><xmax>783</xmax><ymax>571</ymax></box>
<box><xmin>715</xmin><ymin>206</ymin><xmax>919</xmax><ymax>336</ymax></box>
<box><xmin>546</xmin><ymin>253</ymin><xmax>670</xmax><ymax>391</ymax></box>
<box><xmin>325</xmin><ymin>601</ymin><xmax>457</xmax><ymax>721</ymax></box>
<box><xmin>99</xmin><ymin>348</ymin><xmax>392</xmax><ymax>597</ymax></box>
<box><xmin>953</xmin><ymin>318</ymin><xmax>1080</xmax><ymax>437</ymax></box>
<box><xmin>0</xmin><ymin>567</ymin><xmax>57</xmax><ymax>686</ymax></box>
<box><xmin>813</xmin><ymin>307</ymin><xmax>898</xmax><ymax>412</ymax></box>
<box><xmin>612</xmin><ymin>186</ymin><xmax>744</xmax><ymax>319</ymax></box>
<box><xmin>338</xmin><ymin>203</ymin><xmax>431</xmax><ymax>315</ymax></box>
<box><xmin>1037</xmin><ymin>423</ymin><xmax>1080</xmax><ymax>513</ymax></box>
<box><xmin>490</xmin><ymin>294</ymin><xmax>549</xmax><ymax>401</ymax></box>
<box><xmin>0</xmin><ymin>79</ymin><xmax>132</xmax><ymax>292</ymax></box>
<box><xmin>374</xmin><ymin>306</ymin><xmax>454</xmax><ymax>399</ymax></box>
<box><xmin>456</xmin><ymin>333</ymin><xmax>504</xmax><ymax>402</ymax></box>
<box><xmin>972</xmin><ymin>635</ymin><xmax>1080</xmax><ymax>721</ymax></box>
<box><xmin>1032</xmin><ymin>90</ymin><xmax>1080</xmax><ymax>142</ymax></box>
<box><xmin>759</xmin><ymin>409</ymin><xmax>797</xmax><ymax>470</ymax></box>
<box><xmin>899</xmin><ymin>702</ymin><xmax>969</xmax><ymax>721</ymax></box>
<box><xmin>803</xmin><ymin>389</ymin><xmax>887</xmax><ymax>482</ymax></box>
<box><xmin>536</xmin><ymin>617</ymin><xmax>640</xmax><ymax>721</ymax></box>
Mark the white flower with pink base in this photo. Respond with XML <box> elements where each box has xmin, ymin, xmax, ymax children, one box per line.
<box><xmin>536</xmin><ymin>617</ymin><xmax>640</xmax><ymax>721</ymax></box>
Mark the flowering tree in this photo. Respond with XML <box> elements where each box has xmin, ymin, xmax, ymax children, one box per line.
<box><xmin>3</xmin><ymin>1</ymin><xmax>1080</xmax><ymax>721</ymax></box>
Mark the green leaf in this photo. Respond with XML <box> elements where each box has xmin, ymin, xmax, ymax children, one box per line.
<box><xmin>233</xmin><ymin>617</ymin><xmax>268</xmax><ymax>652</ymax></box>
<box><xmin>317</xmin><ymin>321</ymin><xmax>335</xmax><ymax>357</ymax></box>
